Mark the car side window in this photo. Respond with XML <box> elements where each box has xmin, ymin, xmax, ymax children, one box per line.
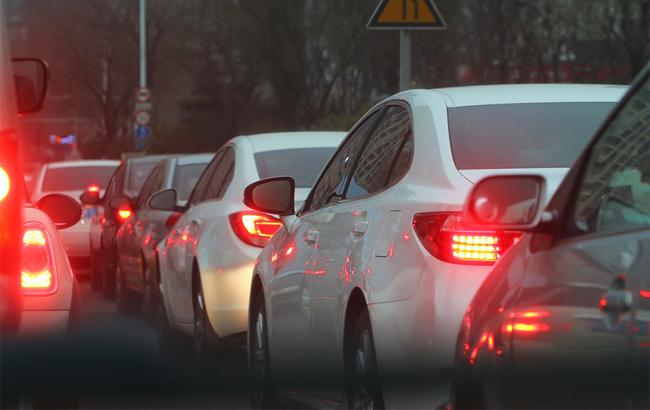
<box><xmin>204</xmin><ymin>147</ymin><xmax>235</xmax><ymax>201</ymax></box>
<box><xmin>573</xmin><ymin>77</ymin><xmax>650</xmax><ymax>235</ymax></box>
<box><xmin>103</xmin><ymin>164</ymin><xmax>122</xmax><ymax>202</ymax></box>
<box><xmin>135</xmin><ymin>165</ymin><xmax>160</xmax><ymax>209</ymax></box>
<box><xmin>304</xmin><ymin>110</ymin><xmax>382</xmax><ymax>212</ymax></box>
<box><xmin>345</xmin><ymin>105</ymin><xmax>412</xmax><ymax>200</ymax></box>
<box><xmin>189</xmin><ymin>151</ymin><xmax>222</xmax><ymax>206</ymax></box>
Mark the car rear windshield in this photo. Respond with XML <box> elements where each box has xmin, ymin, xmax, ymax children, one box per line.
<box><xmin>448</xmin><ymin>102</ymin><xmax>615</xmax><ymax>169</ymax></box>
<box><xmin>128</xmin><ymin>162</ymin><xmax>157</xmax><ymax>194</ymax></box>
<box><xmin>41</xmin><ymin>166</ymin><xmax>116</xmax><ymax>192</ymax></box>
<box><xmin>254</xmin><ymin>147</ymin><xmax>337</xmax><ymax>188</ymax></box>
<box><xmin>173</xmin><ymin>163</ymin><xmax>208</xmax><ymax>201</ymax></box>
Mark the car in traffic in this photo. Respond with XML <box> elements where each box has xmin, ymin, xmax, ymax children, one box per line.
<box><xmin>450</xmin><ymin>66</ymin><xmax>650</xmax><ymax>410</ymax></box>
<box><xmin>20</xmin><ymin>190</ymin><xmax>83</xmax><ymax>335</ymax></box>
<box><xmin>0</xmin><ymin>3</ymin><xmax>49</xmax><ymax>333</ymax></box>
<box><xmin>114</xmin><ymin>154</ymin><xmax>211</xmax><ymax>317</ymax></box>
<box><xmin>154</xmin><ymin>132</ymin><xmax>346</xmax><ymax>361</ymax></box>
<box><xmin>243</xmin><ymin>84</ymin><xmax>625</xmax><ymax>409</ymax></box>
<box><xmin>82</xmin><ymin>155</ymin><xmax>167</xmax><ymax>299</ymax></box>
<box><xmin>31</xmin><ymin>160</ymin><xmax>119</xmax><ymax>276</ymax></box>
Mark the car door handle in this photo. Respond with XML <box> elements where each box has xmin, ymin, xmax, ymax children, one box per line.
<box><xmin>600</xmin><ymin>289</ymin><xmax>633</xmax><ymax>313</ymax></box>
<box><xmin>304</xmin><ymin>230</ymin><xmax>319</xmax><ymax>244</ymax></box>
<box><xmin>191</xmin><ymin>219</ymin><xmax>202</xmax><ymax>227</ymax></box>
<box><xmin>352</xmin><ymin>219</ymin><xmax>368</xmax><ymax>235</ymax></box>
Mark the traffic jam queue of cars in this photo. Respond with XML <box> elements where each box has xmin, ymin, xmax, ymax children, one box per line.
<box><xmin>3</xmin><ymin>19</ymin><xmax>648</xmax><ymax>406</ymax></box>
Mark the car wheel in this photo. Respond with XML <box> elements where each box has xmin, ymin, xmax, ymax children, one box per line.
<box><xmin>116</xmin><ymin>265</ymin><xmax>140</xmax><ymax>314</ymax></box>
<box><xmin>157</xmin><ymin>296</ymin><xmax>191</xmax><ymax>356</ymax></box>
<box><xmin>192</xmin><ymin>282</ymin><xmax>218</xmax><ymax>366</ymax></box>
<box><xmin>90</xmin><ymin>250</ymin><xmax>102</xmax><ymax>291</ymax></box>
<box><xmin>345</xmin><ymin>308</ymin><xmax>384</xmax><ymax>410</ymax></box>
<box><xmin>141</xmin><ymin>259</ymin><xmax>158</xmax><ymax>323</ymax></box>
<box><xmin>102</xmin><ymin>249</ymin><xmax>117</xmax><ymax>300</ymax></box>
<box><xmin>250</xmin><ymin>292</ymin><xmax>276</xmax><ymax>409</ymax></box>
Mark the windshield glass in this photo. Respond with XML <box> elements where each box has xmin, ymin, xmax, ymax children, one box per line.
<box><xmin>255</xmin><ymin>147</ymin><xmax>336</xmax><ymax>188</ymax></box>
<box><xmin>128</xmin><ymin>162</ymin><xmax>157</xmax><ymax>194</ymax></box>
<box><xmin>449</xmin><ymin>102</ymin><xmax>615</xmax><ymax>169</ymax></box>
<box><xmin>173</xmin><ymin>163</ymin><xmax>208</xmax><ymax>201</ymax></box>
<box><xmin>41</xmin><ymin>166</ymin><xmax>117</xmax><ymax>192</ymax></box>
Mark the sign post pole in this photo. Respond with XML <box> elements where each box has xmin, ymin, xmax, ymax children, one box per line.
<box><xmin>399</xmin><ymin>29</ymin><xmax>411</xmax><ymax>91</ymax></box>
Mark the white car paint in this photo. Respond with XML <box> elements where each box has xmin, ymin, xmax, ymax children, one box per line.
<box><xmin>250</xmin><ymin>84</ymin><xmax>626</xmax><ymax>408</ymax></box>
<box><xmin>19</xmin><ymin>206</ymin><xmax>77</xmax><ymax>336</ymax></box>
<box><xmin>31</xmin><ymin>160</ymin><xmax>119</xmax><ymax>275</ymax></box>
<box><xmin>157</xmin><ymin>132</ymin><xmax>345</xmax><ymax>341</ymax></box>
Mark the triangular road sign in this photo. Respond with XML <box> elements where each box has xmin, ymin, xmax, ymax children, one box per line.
<box><xmin>367</xmin><ymin>0</ymin><xmax>447</xmax><ymax>30</ymax></box>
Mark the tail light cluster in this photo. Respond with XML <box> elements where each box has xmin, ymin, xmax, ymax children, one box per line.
<box><xmin>413</xmin><ymin>212</ymin><xmax>521</xmax><ymax>265</ymax></box>
<box><xmin>0</xmin><ymin>166</ymin><xmax>10</xmax><ymax>203</ymax></box>
<box><xmin>21</xmin><ymin>225</ymin><xmax>56</xmax><ymax>294</ymax></box>
<box><xmin>229</xmin><ymin>211</ymin><xmax>283</xmax><ymax>248</ymax></box>
<box><xmin>116</xmin><ymin>207</ymin><xmax>133</xmax><ymax>222</ymax></box>
<box><xmin>165</xmin><ymin>211</ymin><xmax>182</xmax><ymax>230</ymax></box>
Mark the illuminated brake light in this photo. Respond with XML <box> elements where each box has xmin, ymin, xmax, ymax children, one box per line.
<box><xmin>640</xmin><ymin>289</ymin><xmax>650</xmax><ymax>299</ymax></box>
<box><xmin>117</xmin><ymin>208</ymin><xmax>133</xmax><ymax>221</ymax></box>
<box><xmin>229</xmin><ymin>211</ymin><xmax>283</xmax><ymax>248</ymax></box>
<box><xmin>413</xmin><ymin>212</ymin><xmax>521</xmax><ymax>265</ymax></box>
<box><xmin>0</xmin><ymin>166</ymin><xmax>9</xmax><ymax>203</ymax></box>
<box><xmin>503</xmin><ymin>308</ymin><xmax>551</xmax><ymax>335</ymax></box>
<box><xmin>21</xmin><ymin>227</ymin><xmax>55</xmax><ymax>293</ymax></box>
<box><xmin>86</xmin><ymin>184</ymin><xmax>100</xmax><ymax>193</ymax></box>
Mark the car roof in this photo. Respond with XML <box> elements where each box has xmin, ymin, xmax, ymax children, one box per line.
<box><xmin>45</xmin><ymin>160</ymin><xmax>120</xmax><ymax>169</ymax></box>
<box><xmin>126</xmin><ymin>155</ymin><xmax>169</xmax><ymax>166</ymax></box>
<box><xmin>175</xmin><ymin>153</ymin><xmax>214</xmax><ymax>166</ymax></box>
<box><xmin>236</xmin><ymin>131</ymin><xmax>347</xmax><ymax>153</ymax></box>
<box><xmin>413</xmin><ymin>84</ymin><xmax>627</xmax><ymax>107</ymax></box>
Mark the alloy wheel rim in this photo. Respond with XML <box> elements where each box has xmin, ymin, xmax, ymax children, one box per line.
<box><xmin>194</xmin><ymin>290</ymin><xmax>204</xmax><ymax>360</ymax></box>
<box><xmin>252</xmin><ymin>309</ymin><xmax>267</xmax><ymax>404</ymax></box>
<box><xmin>351</xmin><ymin>329</ymin><xmax>374</xmax><ymax>410</ymax></box>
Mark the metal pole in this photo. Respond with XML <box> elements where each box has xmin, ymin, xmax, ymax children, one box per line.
<box><xmin>139</xmin><ymin>0</ymin><xmax>147</xmax><ymax>88</ymax></box>
<box><xmin>399</xmin><ymin>29</ymin><xmax>411</xmax><ymax>91</ymax></box>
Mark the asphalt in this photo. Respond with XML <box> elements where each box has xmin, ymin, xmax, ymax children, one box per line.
<box><xmin>1</xmin><ymin>278</ymin><xmax>251</xmax><ymax>409</ymax></box>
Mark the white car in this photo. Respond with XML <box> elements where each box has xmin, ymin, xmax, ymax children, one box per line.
<box><xmin>154</xmin><ymin>132</ymin><xmax>346</xmax><ymax>359</ymax></box>
<box><xmin>20</xmin><ymin>192</ymin><xmax>82</xmax><ymax>335</ymax></box>
<box><xmin>244</xmin><ymin>84</ymin><xmax>625</xmax><ymax>409</ymax></box>
<box><xmin>31</xmin><ymin>160</ymin><xmax>119</xmax><ymax>276</ymax></box>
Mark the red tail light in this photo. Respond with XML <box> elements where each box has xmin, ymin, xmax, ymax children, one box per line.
<box><xmin>412</xmin><ymin>212</ymin><xmax>521</xmax><ymax>265</ymax></box>
<box><xmin>165</xmin><ymin>211</ymin><xmax>182</xmax><ymax>229</ymax></box>
<box><xmin>0</xmin><ymin>166</ymin><xmax>9</xmax><ymax>203</ymax></box>
<box><xmin>21</xmin><ymin>225</ymin><xmax>56</xmax><ymax>293</ymax></box>
<box><xmin>116</xmin><ymin>207</ymin><xmax>133</xmax><ymax>222</ymax></box>
<box><xmin>229</xmin><ymin>211</ymin><xmax>283</xmax><ymax>248</ymax></box>
<box><xmin>86</xmin><ymin>184</ymin><xmax>100</xmax><ymax>193</ymax></box>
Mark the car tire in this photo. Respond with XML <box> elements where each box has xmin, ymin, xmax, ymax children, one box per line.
<box><xmin>90</xmin><ymin>251</ymin><xmax>102</xmax><ymax>291</ymax></box>
<box><xmin>345</xmin><ymin>307</ymin><xmax>385</xmax><ymax>410</ymax></box>
<box><xmin>250</xmin><ymin>291</ymin><xmax>276</xmax><ymax>409</ymax></box>
<box><xmin>157</xmin><ymin>296</ymin><xmax>191</xmax><ymax>356</ymax></box>
<box><xmin>141</xmin><ymin>259</ymin><xmax>158</xmax><ymax>323</ymax></box>
<box><xmin>116</xmin><ymin>265</ymin><xmax>140</xmax><ymax>315</ymax></box>
<box><xmin>192</xmin><ymin>281</ymin><xmax>219</xmax><ymax>366</ymax></box>
<box><xmin>102</xmin><ymin>248</ymin><xmax>117</xmax><ymax>300</ymax></box>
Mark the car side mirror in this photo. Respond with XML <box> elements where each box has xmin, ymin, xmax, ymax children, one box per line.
<box><xmin>12</xmin><ymin>58</ymin><xmax>48</xmax><ymax>114</ymax></box>
<box><xmin>109</xmin><ymin>196</ymin><xmax>132</xmax><ymax>210</ymax></box>
<box><xmin>148</xmin><ymin>189</ymin><xmax>178</xmax><ymax>212</ymax></box>
<box><xmin>80</xmin><ymin>190</ymin><xmax>100</xmax><ymax>206</ymax></box>
<box><xmin>37</xmin><ymin>193</ymin><xmax>82</xmax><ymax>229</ymax></box>
<box><xmin>464</xmin><ymin>175</ymin><xmax>546</xmax><ymax>230</ymax></box>
<box><xmin>244</xmin><ymin>177</ymin><xmax>295</xmax><ymax>216</ymax></box>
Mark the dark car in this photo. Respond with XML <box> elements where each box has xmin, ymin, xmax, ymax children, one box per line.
<box><xmin>450</xmin><ymin>65</ymin><xmax>649</xmax><ymax>409</ymax></box>
<box><xmin>82</xmin><ymin>155</ymin><xmax>167</xmax><ymax>299</ymax></box>
<box><xmin>114</xmin><ymin>154</ymin><xmax>211</xmax><ymax>317</ymax></box>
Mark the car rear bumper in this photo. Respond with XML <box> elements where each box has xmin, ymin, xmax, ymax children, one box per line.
<box><xmin>18</xmin><ymin>310</ymin><xmax>70</xmax><ymax>336</ymax></box>
<box><xmin>369</xmin><ymin>259</ymin><xmax>491</xmax><ymax>408</ymax></box>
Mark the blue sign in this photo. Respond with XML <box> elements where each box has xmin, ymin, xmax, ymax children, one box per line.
<box><xmin>135</xmin><ymin>126</ymin><xmax>152</xmax><ymax>150</ymax></box>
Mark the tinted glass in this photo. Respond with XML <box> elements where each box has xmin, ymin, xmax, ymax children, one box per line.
<box><xmin>128</xmin><ymin>162</ymin><xmax>157</xmax><ymax>194</ymax></box>
<box><xmin>204</xmin><ymin>148</ymin><xmax>234</xmax><ymax>201</ymax></box>
<box><xmin>387</xmin><ymin>133</ymin><xmax>414</xmax><ymax>186</ymax></box>
<box><xmin>254</xmin><ymin>147</ymin><xmax>337</xmax><ymax>189</ymax></box>
<box><xmin>449</xmin><ymin>102</ymin><xmax>615</xmax><ymax>169</ymax></box>
<box><xmin>135</xmin><ymin>165</ymin><xmax>162</xmax><ymax>209</ymax></box>
<box><xmin>305</xmin><ymin>111</ymin><xmax>380</xmax><ymax>212</ymax></box>
<box><xmin>173</xmin><ymin>163</ymin><xmax>208</xmax><ymax>202</ymax></box>
<box><xmin>42</xmin><ymin>166</ymin><xmax>117</xmax><ymax>192</ymax></box>
<box><xmin>574</xmin><ymin>78</ymin><xmax>650</xmax><ymax>234</ymax></box>
<box><xmin>189</xmin><ymin>153</ymin><xmax>221</xmax><ymax>206</ymax></box>
<box><xmin>346</xmin><ymin>106</ymin><xmax>411</xmax><ymax>199</ymax></box>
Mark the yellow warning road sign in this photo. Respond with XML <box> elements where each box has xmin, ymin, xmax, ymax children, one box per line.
<box><xmin>367</xmin><ymin>0</ymin><xmax>446</xmax><ymax>30</ymax></box>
